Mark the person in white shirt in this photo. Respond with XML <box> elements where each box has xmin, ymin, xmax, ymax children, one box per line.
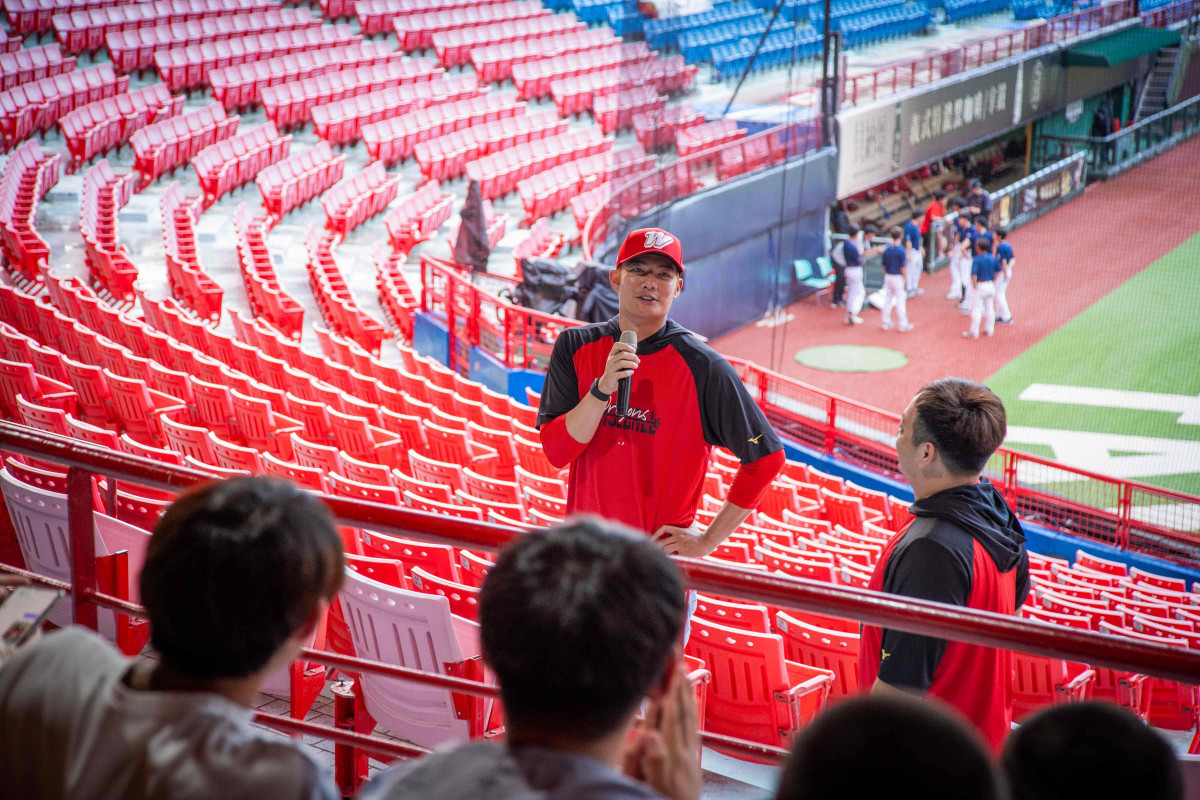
<box><xmin>0</xmin><ymin>477</ymin><xmax>345</xmax><ymax>800</ymax></box>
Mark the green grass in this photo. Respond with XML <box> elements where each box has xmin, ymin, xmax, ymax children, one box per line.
<box><xmin>986</xmin><ymin>231</ymin><xmax>1200</xmax><ymax>497</ymax></box>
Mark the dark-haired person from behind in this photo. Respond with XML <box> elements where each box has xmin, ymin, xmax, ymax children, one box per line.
<box><xmin>1002</xmin><ymin>702</ymin><xmax>1183</xmax><ymax>800</ymax></box>
<box><xmin>775</xmin><ymin>695</ymin><xmax>1007</xmax><ymax>800</ymax></box>
<box><xmin>365</xmin><ymin>518</ymin><xmax>699</xmax><ymax>800</ymax></box>
<box><xmin>0</xmin><ymin>477</ymin><xmax>345</xmax><ymax>800</ymax></box>
<box><xmin>859</xmin><ymin>378</ymin><xmax>1029</xmax><ymax>752</ymax></box>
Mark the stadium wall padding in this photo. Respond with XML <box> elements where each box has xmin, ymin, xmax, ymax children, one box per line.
<box><xmin>604</xmin><ymin>147</ymin><xmax>837</xmax><ymax>340</ymax></box>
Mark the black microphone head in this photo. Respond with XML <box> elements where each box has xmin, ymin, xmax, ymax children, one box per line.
<box><xmin>619</xmin><ymin>330</ymin><xmax>638</xmax><ymax>347</ymax></box>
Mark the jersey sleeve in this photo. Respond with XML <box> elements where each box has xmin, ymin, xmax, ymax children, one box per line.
<box><xmin>535</xmin><ymin>331</ymin><xmax>589</xmax><ymax>469</ymax></box>
<box><xmin>698</xmin><ymin>357</ymin><xmax>784</xmax><ymax>465</ymax></box>
<box><xmin>876</xmin><ymin>537</ymin><xmax>972</xmax><ymax>692</ymax></box>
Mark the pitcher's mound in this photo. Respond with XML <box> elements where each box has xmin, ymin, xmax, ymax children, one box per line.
<box><xmin>795</xmin><ymin>345</ymin><xmax>908</xmax><ymax>373</ymax></box>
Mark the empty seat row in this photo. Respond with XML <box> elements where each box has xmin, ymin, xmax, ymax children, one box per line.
<box><xmin>677</xmin><ymin>118</ymin><xmax>747</xmax><ymax>158</ymax></box>
<box><xmin>0</xmin><ymin>62</ymin><xmax>128</xmax><ymax>152</ymax></box>
<box><xmin>944</xmin><ymin>0</ymin><xmax>1007</xmax><ymax>21</ymax></box>
<box><xmin>79</xmin><ymin>159</ymin><xmax>138</xmax><ymax>303</ymax></box>
<box><xmin>52</xmin><ymin>0</ymin><xmax>280</xmax><ymax>54</ymax></box>
<box><xmin>261</xmin><ymin>58</ymin><xmax>441</xmax><ymax>131</ymax></box>
<box><xmin>384</xmin><ymin>181</ymin><xmax>454</xmax><ymax>254</ymax></box>
<box><xmin>374</xmin><ymin>246</ymin><xmax>417</xmax><ymax>342</ymax></box>
<box><xmin>159</xmin><ymin>181</ymin><xmax>223</xmax><ymax>322</ymax></box>
<box><xmin>155</xmin><ymin>23</ymin><xmax>362</xmax><ymax>93</ymax></box>
<box><xmin>711</xmin><ymin>27</ymin><xmax>820</xmax><ymax>80</ymax></box>
<box><xmin>678</xmin><ymin>17</ymin><xmax>769</xmax><ymax>63</ymax></box>
<box><xmin>373</xmin><ymin>106</ymin><xmax>562</xmax><ymax>173</ymax></box>
<box><xmin>311</xmin><ymin>76</ymin><xmax>480</xmax><ymax>147</ymax></box>
<box><xmin>0</xmin><ymin>43</ymin><xmax>74</xmax><ymax>93</ymax></box>
<box><xmin>592</xmin><ymin>85</ymin><xmax>665</xmax><ymax>134</ymax></box>
<box><xmin>550</xmin><ymin>56</ymin><xmax>696</xmax><ymax>116</ymax></box>
<box><xmin>469</xmin><ymin>27</ymin><xmax>615</xmax><ymax>84</ymax></box>
<box><xmin>517</xmin><ymin>144</ymin><xmax>653</xmax><ymax>223</ymax></box>
<box><xmin>511</xmin><ymin>41</ymin><xmax>654</xmax><ymax>101</ymax></box>
<box><xmin>256</xmin><ymin>139</ymin><xmax>347</xmax><ymax>223</ymax></box>
<box><xmin>130</xmin><ymin>102</ymin><xmax>238</xmax><ymax>191</ymax></box>
<box><xmin>643</xmin><ymin>1</ymin><xmax>759</xmax><ymax>49</ymax></box>
<box><xmin>715</xmin><ymin>129</ymin><xmax>813</xmax><ymax>182</ymax></box>
<box><xmin>429</xmin><ymin>12</ymin><xmax>585</xmax><ymax>68</ymax></box>
<box><xmin>832</xmin><ymin>6</ymin><xmax>932</xmax><ymax>46</ymax></box>
<box><xmin>106</xmin><ymin>9</ymin><xmax>322</xmax><ymax>73</ymax></box>
<box><xmin>511</xmin><ymin>218</ymin><xmax>565</xmax><ymax>264</ymax></box>
<box><xmin>4</xmin><ymin>0</ymin><xmax>126</xmax><ymax>37</ymax></box>
<box><xmin>393</xmin><ymin>0</ymin><xmax>549</xmax><ymax>53</ymax></box>
<box><xmin>0</xmin><ymin>140</ymin><xmax>59</xmax><ymax>286</ymax></box>
<box><xmin>58</xmin><ymin>84</ymin><xmax>181</xmax><ymax>175</ymax></box>
<box><xmin>192</xmin><ymin>121</ymin><xmax>290</xmax><ymax>208</ymax></box>
<box><xmin>230</xmin><ymin>205</ymin><xmax>306</xmax><ymax>338</ymax></box>
<box><xmin>569</xmin><ymin>181</ymin><xmax>609</xmax><ymax>242</ymax></box>
<box><xmin>465</xmin><ymin>124</ymin><xmax>609</xmax><ymax>201</ymax></box>
<box><xmin>363</xmin><ymin>90</ymin><xmax>521</xmax><ymax>164</ymax></box>
<box><xmin>356</xmin><ymin>0</ymin><xmax>512</xmax><ymax>36</ymax></box>
<box><xmin>633</xmin><ymin>103</ymin><xmax>704</xmax><ymax>150</ymax></box>
<box><xmin>305</xmin><ymin>225</ymin><xmax>392</xmax><ymax>355</ymax></box>
<box><xmin>321</xmin><ymin>161</ymin><xmax>402</xmax><ymax>236</ymax></box>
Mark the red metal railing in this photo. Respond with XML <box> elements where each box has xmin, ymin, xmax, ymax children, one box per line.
<box><xmin>580</xmin><ymin>118</ymin><xmax>823</xmax><ymax>262</ymax></box>
<box><xmin>420</xmin><ymin>256</ymin><xmax>582</xmax><ymax>374</ymax></box>
<box><xmin>1</xmin><ymin>421</ymin><xmax>1198</xmax><ymax>772</ymax></box>
<box><xmin>738</xmin><ymin>360</ymin><xmax>1200</xmax><ymax>565</ymax></box>
<box><xmin>835</xmin><ymin>0</ymin><xmax>1145</xmax><ymax>107</ymax></box>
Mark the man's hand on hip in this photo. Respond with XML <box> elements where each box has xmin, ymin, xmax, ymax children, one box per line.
<box><xmin>652</xmin><ymin>524</ymin><xmax>715</xmax><ymax>557</ymax></box>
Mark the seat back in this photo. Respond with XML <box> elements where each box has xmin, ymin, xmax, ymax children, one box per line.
<box><xmin>410</xmin><ymin>565</ymin><xmax>480</xmax><ymax>621</ymax></box>
<box><xmin>694</xmin><ymin>593</ymin><xmax>770</xmax><ymax>633</ymax></box>
<box><xmin>339</xmin><ymin>568</ymin><xmax>478</xmax><ymax>747</ymax></box>
<box><xmin>776</xmin><ymin>611</ymin><xmax>860</xmax><ymax>701</ymax></box>
<box><xmin>361</xmin><ymin>529</ymin><xmax>460</xmax><ymax>582</ymax></box>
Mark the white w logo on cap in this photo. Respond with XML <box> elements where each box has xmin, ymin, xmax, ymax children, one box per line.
<box><xmin>643</xmin><ymin>231</ymin><xmax>674</xmax><ymax>250</ymax></box>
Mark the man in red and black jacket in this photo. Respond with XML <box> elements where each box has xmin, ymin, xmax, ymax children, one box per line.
<box><xmin>537</xmin><ymin>227</ymin><xmax>785</xmax><ymax>556</ymax></box>
<box><xmin>859</xmin><ymin>378</ymin><xmax>1029</xmax><ymax>752</ymax></box>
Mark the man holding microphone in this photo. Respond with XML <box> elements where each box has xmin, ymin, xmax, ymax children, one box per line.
<box><xmin>537</xmin><ymin>228</ymin><xmax>785</xmax><ymax>556</ymax></box>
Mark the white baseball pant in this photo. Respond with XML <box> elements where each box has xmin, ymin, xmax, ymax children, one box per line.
<box><xmin>995</xmin><ymin>263</ymin><xmax>1014</xmax><ymax>321</ymax></box>
<box><xmin>882</xmin><ymin>274</ymin><xmax>908</xmax><ymax>327</ymax></box>
<box><xmin>906</xmin><ymin>247</ymin><xmax>922</xmax><ymax>293</ymax></box>
<box><xmin>845</xmin><ymin>266</ymin><xmax>865</xmax><ymax>317</ymax></box>
<box><xmin>969</xmin><ymin>280</ymin><xmax>996</xmax><ymax>336</ymax></box>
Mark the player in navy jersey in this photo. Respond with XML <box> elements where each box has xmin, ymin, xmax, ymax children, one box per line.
<box><xmin>994</xmin><ymin>228</ymin><xmax>1014</xmax><ymax>325</ymax></box>
<box><xmin>880</xmin><ymin>228</ymin><xmax>912</xmax><ymax>331</ymax></box>
<box><xmin>965</xmin><ymin>239</ymin><xmax>1001</xmax><ymax>339</ymax></box>
<box><xmin>903</xmin><ymin>217</ymin><xmax>923</xmax><ymax>297</ymax></box>
<box><xmin>948</xmin><ymin>212</ymin><xmax>972</xmax><ymax>304</ymax></box>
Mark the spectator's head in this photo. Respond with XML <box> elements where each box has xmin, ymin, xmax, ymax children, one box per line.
<box><xmin>897</xmin><ymin>378</ymin><xmax>1007</xmax><ymax>494</ymax></box>
<box><xmin>140</xmin><ymin>477</ymin><xmax>344</xmax><ymax>680</ymax></box>
<box><xmin>890</xmin><ymin>226</ymin><xmax>902</xmax><ymax>242</ymax></box>
<box><xmin>847</xmin><ymin>224</ymin><xmax>861</xmax><ymax>237</ymax></box>
<box><xmin>975</xmin><ymin>217</ymin><xmax>988</xmax><ymax>231</ymax></box>
<box><xmin>950</xmin><ymin>197</ymin><xmax>967</xmax><ymax>211</ymax></box>
<box><xmin>479</xmin><ymin>518</ymin><xmax>687</xmax><ymax>742</ymax></box>
<box><xmin>996</xmin><ymin>227</ymin><xmax>1009</xmax><ymax>241</ymax></box>
<box><xmin>775</xmin><ymin>695</ymin><xmax>1005</xmax><ymax>800</ymax></box>
<box><xmin>976</xmin><ymin>238</ymin><xmax>992</xmax><ymax>254</ymax></box>
<box><xmin>1003</xmin><ymin>702</ymin><xmax>1182</xmax><ymax>800</ymax></box>
<box><xmin>934</xmin><ymin>189</ymin><xmax>948</xmax><ymax>202</ymax></box>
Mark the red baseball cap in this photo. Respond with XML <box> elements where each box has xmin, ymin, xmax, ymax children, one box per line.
<box><xmin>616</xmin><ymin>227</ymin><xmax>684</xmax><ymax>274</ymax></box>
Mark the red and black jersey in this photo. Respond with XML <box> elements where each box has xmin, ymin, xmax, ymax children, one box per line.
<box><xmin>859</xmin><ymin>480</ymin><xmax>1030</xmax><ymax>752</ymax></box>
<box><xmin>536</xmin><ymin>317</ymin><xmax>784</xmax><ymax>534</ymax></box>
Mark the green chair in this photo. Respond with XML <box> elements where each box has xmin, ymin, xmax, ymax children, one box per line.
<box><xmin>794</xmin><ymin>258</ymin><xmax>833</xmax><ymax>302</ymax></box>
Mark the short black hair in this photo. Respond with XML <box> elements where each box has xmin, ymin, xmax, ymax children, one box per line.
<box><xmin>996</xmin><ymin>227</ymin><xmax>1008</xmax><ymax>239</ymax></box>
<box><xmin>911</xmin><ymin>378</ymin><xmax>1007</xmax><ymax>475</ymax></box>
<box><xmin>950</xmin><ymin>197</ymin><xmax>967</xmax><ymax>210</ymax></box>
<box><xmin>775</xmin><ymin>696</ymin><xmax>1005</xmax><ymax>800</ymax></box>
<box><xmin>976</xmin><ymin>239</ymin><xmax>991</xmax><ymax>254</ymax></box>
<box><xmin>140</xmin><ymin>477</ymin><xmax>344</xmax><ymax>678</ymax></box>
<box><xmin>1003</xmin><ymin>703</ymin><xmax>1182</xmax><ymax>800</ymax></box>
<box><xmin>890</xmin><ymin>226</ymin><xmax>902</xmax><ymax>240</ymax></box>
<box><xmin>934</xmin><ymin>189</ymin><xmax>948</xmax><ymax>200</ymax></box>
<box><xmin>479</xmin><ymin>519</ymin><xmax>687</xmax><ymax>739</ymax></box>
<box><xmin>847</xmin><ymin>224</ymin><xmax>861</xmax><ymax>236</ymax></box>
<box><xmin>974</xmin><ymin>218</ymin><xmax>988</xmax><ymax>229</ymax></box>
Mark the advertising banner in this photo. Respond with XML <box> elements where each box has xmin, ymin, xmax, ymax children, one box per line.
<box><xmin>988</xmin><ymin>151</ymin><xmax>1086</xmax><ymax>230</ymax></box>
<box><xmin>835</xmin><ymin>102</ymin><xmax>899</xmax><ymax>197</ymax></box>
<box><xmin>898</xmin><ymin>64</ymin><xmax>1022</xmax><ymax>167</ymax></box>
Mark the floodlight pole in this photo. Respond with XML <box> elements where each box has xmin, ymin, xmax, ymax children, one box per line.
<box><xmin>820</xmin><ymin>0</ymin><xmax>840</xmax><ymax>146</ymax></box>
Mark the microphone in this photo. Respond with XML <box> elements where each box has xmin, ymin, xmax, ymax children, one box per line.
<box><xmin>617</xmin><ymin>329</ymin><xmax>637</xmax><ymax>416</ymax></box>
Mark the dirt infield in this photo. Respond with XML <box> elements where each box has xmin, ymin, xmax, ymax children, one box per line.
<box><xmin>712</xmin><ymin>136</ymin><xmax>1200</xmax><ymax>414</ymax></box>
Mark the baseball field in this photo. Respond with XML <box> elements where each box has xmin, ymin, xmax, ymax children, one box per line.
<box><xmin>986</xmin><ymin>231</ymin><xmax>1200</xmax><ymax>500</ymax></box>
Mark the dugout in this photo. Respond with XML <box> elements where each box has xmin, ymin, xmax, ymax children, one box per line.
<box><xmin>835</xmin><ymin>21</ymin><xmax>1177</xmax><ymax>239</ymax></box>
